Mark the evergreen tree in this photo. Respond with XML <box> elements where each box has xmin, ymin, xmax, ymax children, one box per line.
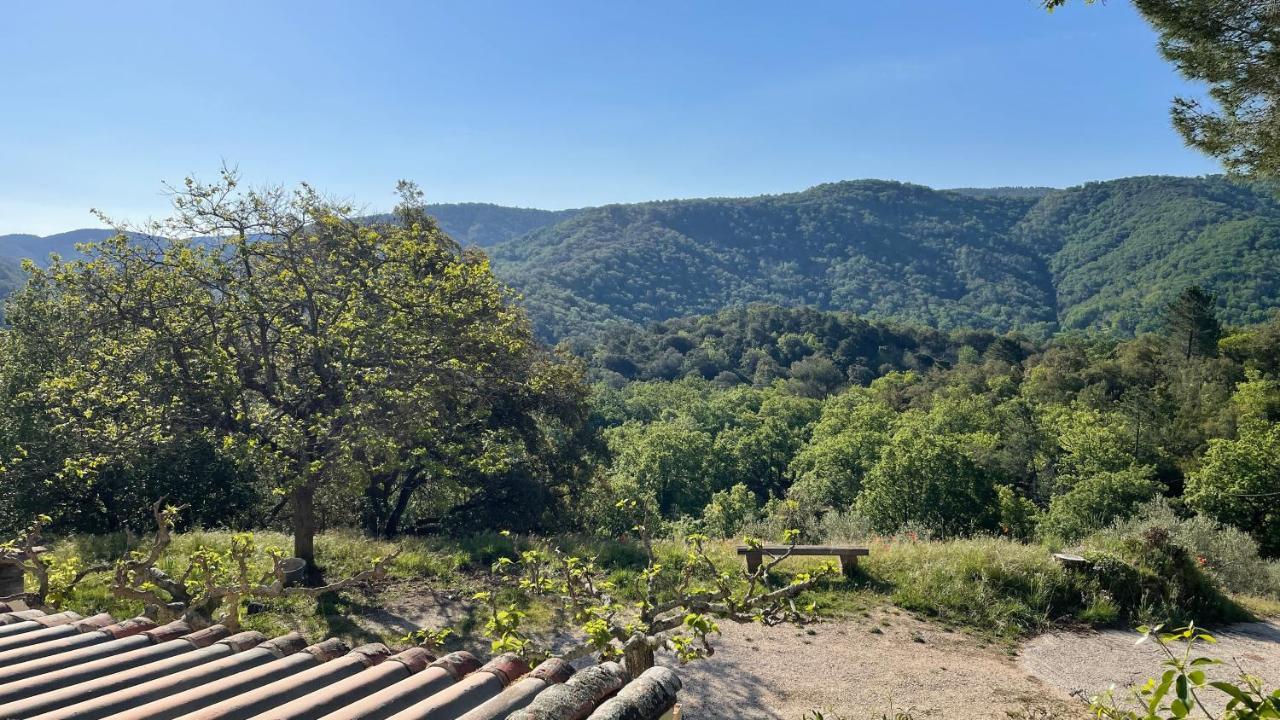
<box><xmin>1046</xmin><ymin>0</ymin><xmax>1280</xmax><ymax>179</ymax></box>
<box><xmin>1166</xmin><ymin>285</ymin><xmax>1222</xmax><ymax>360</ymax></box>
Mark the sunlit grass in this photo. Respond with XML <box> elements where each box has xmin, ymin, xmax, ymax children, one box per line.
<box><xmin>34</xmin><ymin>527</ymin><xmax>1279</xmax><ymax>650</ymax></box>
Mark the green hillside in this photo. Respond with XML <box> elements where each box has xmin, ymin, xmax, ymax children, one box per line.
<box><xmin>1013</xmin><ymin>175</ymin><xmax>1280</xmax><ymax>333</ymax></box>
<box><xmin>492</xmin><ymin>176</ymin><xmax>1280</xmax><ymax>340</ymax></box>
<box><xmin>492</xmin><ymin>180</ymin><xmax>1055</xmax><ymax>339</ymax></box>
<box><xmin>422</xmin><ymin>203</ymin><xmax>578</xmax><ymax>247</ymax></box>
<box><xmin>7</xmin><ymin>177</ymin><xmax>1280</xmax><ymax>340</ymax></box>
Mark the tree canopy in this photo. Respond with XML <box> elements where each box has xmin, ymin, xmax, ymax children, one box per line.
<box><xmin>2</xmin><ymin>173</ymin><xmax>591</xmax><ymax>574</ymax></box>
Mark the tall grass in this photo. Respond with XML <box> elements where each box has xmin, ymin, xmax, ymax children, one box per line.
<box><xmin>861</xmin><ymin>536</ymin><xmax>1077</xmax><ymax>639</ymax></box>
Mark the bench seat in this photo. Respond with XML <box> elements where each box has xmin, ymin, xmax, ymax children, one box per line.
<box><xmin>735</xmin><ymin>545</ymin><xmax>869</xmax><ymax>578</ymax></box>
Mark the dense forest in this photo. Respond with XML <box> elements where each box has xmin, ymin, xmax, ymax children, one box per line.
<box><xmin>566</xmin><ymin>304</ymin><xmax>1012</xmax><ymax>390</ymax></box>
<box><xmin>491</xmin><ymin>175</ymin><xmax>1280</xmax><ymax>340</ymax></box>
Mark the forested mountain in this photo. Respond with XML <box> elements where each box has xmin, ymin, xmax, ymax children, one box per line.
<box><xmin>421</xmin><ymin>203</ymin><xmax>579</xmax><ymax>247</ymax></box>
<box><xmin>491</xmin><ymin>180</ymin><xmax>1056</xmax><ymax>339</ymax></box>
<box><xmin>490</xmin><ymin>176</ymin><xmax>1280</xmax><ymax>340</ymax></box>
<box><xmin>946</xmin><ymin>186</ymin><xmax>1058</xmax><ymax>200</ymax></box>
<box><xmin>7</xmin><ymin>177</ymin><xmax>1280</xmax><ymax>341</ymax></box>
<box><xmin>1014</xmin><ymin>175</ymin><xmax>1280</xmax><ymax>333</ymax></box>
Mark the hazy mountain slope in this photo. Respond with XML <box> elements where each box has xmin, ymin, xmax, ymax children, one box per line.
<box><xmin>0</xmin><ymin>258</ymin><xmax>24</xmax><ymax>306</ymax></box>
<box><xmin>490</xmin><ymin>180</ymin><xmax>1055</xmax><ymax>339</ymax></box>
<box><xmin>0</xmin><ymin>228</ymin><xmax>116</xmax><ymax>265</ymax></box>
<box><xmin>946</xmin><ymin>186</ymin><xmax>1058</xmax><ymax>200</ymax></box>
<box><xmin>423</xmin><ymin>203</ymin><xmax>578</xmax><ymax>247</ymax></box>
<box><xmin>0</xmin><ymin>229</ymin><xmax>117</xmax><ymax>304</ymax></box>
<box><xmin>0</xmin><ymin>204</ymin><xmax>570</xmax><ymax>300</ymax></box>
<box><xmin>1016</xmin><ymin>175</ymin><xmax>1280</xmax><ymax>333</ymax></box>
<box><xmin>0</xmin><ymin>202</ymin><xmax>573</xmax><ymax>264</ymax></box>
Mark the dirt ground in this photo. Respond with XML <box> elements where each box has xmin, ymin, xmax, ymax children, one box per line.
<box><xmin>353</xmin><ymin>586</ymin><xmax>1278</xmax><ymax>719</ymax></box>
<box><xmin>1020</xmin><ymin>620</ymin><xmax>1280</xmax><ymax>715</ymax></box>
<box><xmin>658</xmin><ymin>609</ymin><xmax>1087</xmax><ymax>720</ymax></box>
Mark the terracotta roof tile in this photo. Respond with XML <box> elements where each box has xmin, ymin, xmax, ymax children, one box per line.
<box><xmin>0</xmin><ymin>618</ymin><xmax>681</xmax><ymax>720</ymax></box>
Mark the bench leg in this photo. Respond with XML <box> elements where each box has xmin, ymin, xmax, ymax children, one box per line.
<box><xmin>839</xmin><ymin>554</ymin><xmax>858</xmax><ymax>580</ymax></box>
<box><xmin>744</xmin><ymin>552</ymin><xmax>762</xmax><ymax>575</ymax></box>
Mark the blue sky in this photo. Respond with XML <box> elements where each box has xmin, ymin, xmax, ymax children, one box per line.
<box><xmin>1</xmin><ymin>1</ymin><xmax>1219</xmax><ymax>234</ymax></box>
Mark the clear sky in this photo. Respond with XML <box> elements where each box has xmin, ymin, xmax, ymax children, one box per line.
<box><xmin>1</xmin><ymin>1</ymin><xmax>1220</xmax><ymax>234</ymax></box>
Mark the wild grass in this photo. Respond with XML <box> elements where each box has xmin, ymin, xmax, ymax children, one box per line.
<box><xmin>858</xmin><ymin>536</ymin><xmax>1077</xmax><ymax>640</ymax></box>
<box><xmin>31</xmin><ymin>515</ymin><xmax>1279</xmax><ymax>651</ymax></box>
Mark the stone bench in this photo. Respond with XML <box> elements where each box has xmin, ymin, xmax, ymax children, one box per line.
<box><xmin>735</xmin><ymin>544</ymin><xmax>869</xmax><ymax>579</ymax></box>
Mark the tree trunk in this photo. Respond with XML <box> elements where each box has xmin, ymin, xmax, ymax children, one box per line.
<box><xmin>384</xmin><ymin>470</ymin><xmax>424</xmax><ymax>539</ymax></box>
<box><xmin>292</xmin><ymin>482</ymin><xmax>319</xmax><ymax>584</ymax></box>
<box><xmin>362</xmin><ymin>479</ymin><xmax>388</xmax><ymax>537</ymax></box>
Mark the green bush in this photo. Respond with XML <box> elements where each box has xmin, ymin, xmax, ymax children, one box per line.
<box><xmin>700</xmin><ymin>483</ymin><xmax>760</xmax><ymax>538</ymax></box>
<box><xmin>743</xmin><ymin>498</ymin><xmax>823</xmax><ymax>543</ymax></box>
<box><xmin>818</xmin><ymin>509</ymin><xmax>875</xmax><ymax>543</ymax></box>
<box><xmin>1039</xmin><ymin>467</ymin><xmax>1162</xmax><ymax>542</ymax></box>
<box><xmin>1081</xmin><ymin>526</ymin><xmax>1248</xmax><ymax>626</ymax></box>
<box><xmin>995</xmin><ymin>485</ymin><xmax>1040</xmax><ymax>541</ymax></box>
<box><xmin>1106</xmin><ymin>499</ymin><xmax>1280</xmax><ymax>598</ymax></box>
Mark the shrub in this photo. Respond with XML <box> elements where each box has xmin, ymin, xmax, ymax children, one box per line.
<box><xmin>1039</xmin><ymin>466</ymin><xmax>1162</xmax><ymax>542</ymax></box>
<box><xmin>700</xmin><ymin>484</ymin><xmax>760</xmax><ymax>538</ymax></box>
<box><xmin>743</xmin><ymin>498</ymin><xmax>823</xmax><ymax>543</ymax></box>
<box><xmin>996</xmin><ymin>485</ymin><xmax>1040</xmax><ymax>541</ymax></box>
<box><xmin>818</xmin><ymin>509</ymin><xmax>875</xmax><ymax>543</ymax></box>
<box><xmin>1081</xmin><ymin>526</ymin><xmax>1247</xmax><ymax>626</ymax></box>
<box><xmin>1105</xmin><ymin>499</ymin><xmax>1280</xmax><ymax>598</ymax></box>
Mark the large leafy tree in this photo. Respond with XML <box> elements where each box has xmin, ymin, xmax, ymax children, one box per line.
<box><xmin>1184</xmin><ymin>375</ymin><xmax>1280</xmax><ymax>554</ymax></box>
<box><xmin>1046</xmin><ymin>0</ymin><xmax>1280</xmax><ymax>179</ymax></box>
<box><xmin>787</xmin><ymin>388</ymin><xmax>896</xmax><ymax>508</ymax></box>
<box><xmin>5</xmin><ymin>172</ymin><xmax>583</xmax><ymax>573</ymax></box>
<box><xmin>855</xmin><ymin>418</ymin><xmax>1000</xmax><ymax>536</ymax></box>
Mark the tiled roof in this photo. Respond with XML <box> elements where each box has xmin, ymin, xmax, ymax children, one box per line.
<box><xmin>0</xmin><ymin>603</ymin><xmax>681</xmax><ymax>720</ymax></box>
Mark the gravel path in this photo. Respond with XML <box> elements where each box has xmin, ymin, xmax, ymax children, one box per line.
<box><xmin>1020</xmin><ymin>621</ymin><xmax>1280</xmax><ymax>714</ymax></box>
<box><xmin>661</xmin><ymin>608</ymin><xmax>1087</xmax><ymax>720</ymax></box>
